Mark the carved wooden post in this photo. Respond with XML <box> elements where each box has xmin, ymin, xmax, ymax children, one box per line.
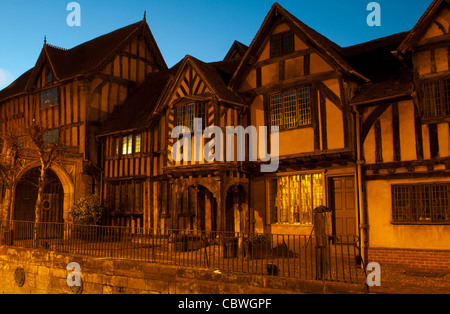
<box><xmin>313</xmin><ymin>205</ymin><xmax>332</xmax><ymax>280</ymax></box>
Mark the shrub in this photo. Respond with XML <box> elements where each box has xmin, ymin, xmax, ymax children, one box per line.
<box><xmin>69</xmin><ymin>195</ymin><xmax>103</xmax><ymax>225</ymax></box>
<box><xmin>245</xmin><ymin>234</ymin><xmax>268</xmax><ymax>244</ymax></box>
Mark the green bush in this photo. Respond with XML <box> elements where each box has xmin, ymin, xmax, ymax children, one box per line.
<box><xmin>69</xmin><ymin>195</ymin><xmax>103</xmax><ymax>225</ymax></box>
<box><xmin>245</xmin><ymin>234</ymin><xmax>268</xmax><ymax>244</ymax></box>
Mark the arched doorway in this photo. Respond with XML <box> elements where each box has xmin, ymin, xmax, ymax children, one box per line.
<box><xmin>176</xmin><ymin>185</ymin><xmax>217</xmax><ymax>232</ymax></box>
<box><xmin>14</xmin><ymin>167</ymin><xmax>64</xmax><ymax>223</ymax></box>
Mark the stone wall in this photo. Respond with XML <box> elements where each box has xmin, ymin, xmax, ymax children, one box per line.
<box><xmin>0</xmin><ymin>246</ymin><xmax>366</xmax><ymax>294</ymax></box>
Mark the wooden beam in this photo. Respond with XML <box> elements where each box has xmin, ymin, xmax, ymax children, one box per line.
<box><xmin>252</xmin><ymin>48</ymin><xmax>311</xmax><ymax>69</ymax></box>
<box><xmin>374</xmin><ymin>119</ymin><xmax>383</xmax><ymax>163</ymax></box>
<box><xmin>315</xmin><ymin>81</ymin><xmax>342</xmax><ymax>109</ymax></box>
<box><xmin>319</xmin><ymin>91</ymin><xmax>327</xmax><ymax>151</ymax></box>
<box><xmin>429</xmin><ymin>123</ymin><xmax>439</xmax><ymax>159</ymax></box>
<box><xmin>361</xmin><ymin>102</ymin><xmax>391</xmax><ymax>142</ymax></box>
<box><xmin>96</xmin><ymin>72</ymin><xmax>137</xmax><ymax>88</ymax></box>
<box><xmin>252</xmin><ymin>70</ymin><xmax>339</xmax><ymax>96</ymax></box>
<box><xmin>392</xmin><ymin>102</ymin><xmax>401</xmax><ymax>162</ymax></box>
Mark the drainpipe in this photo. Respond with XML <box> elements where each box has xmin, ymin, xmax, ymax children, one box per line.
<box><xmin>353</xmin><ymin>106</ymin><xmax>367</xmax><ymax>267</ymax></box>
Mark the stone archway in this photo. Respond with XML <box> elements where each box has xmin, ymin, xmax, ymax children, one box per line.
<box><xmin>12</xmin><ymin>163</ymin><xmax>75</xmax><ymax>223</ymax></box>
<box><xmin>176</xmin><ymin>184</ymin><xmax>217</xmax><ymax>232</ymax></box>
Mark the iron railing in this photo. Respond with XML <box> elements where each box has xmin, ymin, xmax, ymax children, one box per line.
<box><xmin>0</xmin><ymin>220</ymin><xmax>365</xmax><ymax>284</ymax></box>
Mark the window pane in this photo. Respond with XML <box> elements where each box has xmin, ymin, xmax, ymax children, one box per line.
<box><xmin>270</xmin><ymin>93</ymin><xmax>283</xmax><ymax>127</ymax></box>
<box><xmin>122</xmin><ymin>137</ymin><xmax>128</xmax><ymax>155</ymax></box>
<box><xmin>196</xmin><ymin>103</ymin><xmax>207</xmax><ymax>131</ymax></box>
<box><xmin>41</xmin><ymin>88</ymin><xmax>58</xmax><ymax>107</ymax></box>
<box><xmin>432</xmin><ymin>184</ymin><xmax>449</xmax><ymax>222</ymax></box>
<box><xmin>300</xmin><ymin>175</ymin><xmax>312</xmax><ymax>225</ymax></box>
<box><xmin>393</xmin><ymin>186</ymin><xmax>410</xmax><ymax>222</ymax></box>
<box><xmin>284</xmin><ymin>90</ymin><xmax>297</xmax><ymax>129</ymax></box>
<box><xmin>135</xmin><ymin>134</ymin><xmax>142</xmax><ymax>153</ymax></box>
<box><xmin>298</xmin><ymin>87</ymin><xmax>312</xmax><ymax>126</ymax></box>
<box><xmin>270</xmin><ymin>34</ymin><xmax>282</xmax><ymax>58</ymax></box>
<box><xmin>177</xmin><ymin>106</ymin><xmax>185</xmax><ymax>127</ymax></box>
<box><xmin>278</xmin><ymin>176</ymin><xmax>290</xmax><ymax>223</ymax></box>
<box><xmin>282</xmin><ymin>32</ymin><xmax>294</xmax><ymax>55</ymax></box>
<box><xmin>187</xmin><ymin>103</ymin><xmax>195</xmax><ymax>131</ymax></box>
<box><xmin>290</xmin><ymin>175</ymin><xmax>300</xmax><ymax>223</ymax></box>
<box><xmin>444</xmin><ymin>78</ymin><xmax>450</xmax><ymax>116</ymax></box>
<box><xmin>423</xmin><ymin>81</ymin><xmax>442</xmax><ymax>118</ymax></box>
<box><xmin>312</xmin><ymin>173</ymin><xmax>324</xmax><ymax>208</ymax></box>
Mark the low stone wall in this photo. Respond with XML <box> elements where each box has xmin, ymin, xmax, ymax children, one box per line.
<box><xmin>0</xmin><ymin>246</ymin><xmax>367</xmax><ymax>294</ymax></box>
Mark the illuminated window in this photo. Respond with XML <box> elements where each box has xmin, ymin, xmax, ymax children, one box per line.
<box><xmin>135</xmin><ymin>134</ymin><xmax>142</xmax><ymax>153</ymax></box>
<box><xmin>269</xmin><ymin>87</ymin><xmax>311</xmax><ymax>129</ymax></box>
<box><xmin>392</xmin><ymin>183</ymin><xmax>450</xmax><ymax>223</ymax></box>
<box><xmin>122</xmin><ymin>135</ymin><xmax>133</xmax><ymax>155</ymax></box>
<box><xmin>272</xmin><ymin>173</ymin><xmax>323</xmax><ymax>225</ymax></box>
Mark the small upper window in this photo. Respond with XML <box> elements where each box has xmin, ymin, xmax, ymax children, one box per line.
<box><xmin>46</xmin><ymin>71</ymin><xmax>53</xmax><ymax>83</ymax></box>
<box><xmin>176</xmin><ymin>103</ymin><xmax>207</xmax><ymax>132</ymax></box>
<box><xmin>41</xmin><ymin>88</ymin><xmax>59</xmax><ymax>107</ymax></box>
<box><xmin>421</xmin><ymin>77</ymin><xmax>450</xmax><ymax>118</ymax></box>
<box><xmin>135</xmin><ymin>134</ymin><xmax>142</xmax><ymax>154</ymax></box>
<box><xmin>270</xmin><ymin>31</ymin><xmax>294</xmax><ymax>58</ymax></box>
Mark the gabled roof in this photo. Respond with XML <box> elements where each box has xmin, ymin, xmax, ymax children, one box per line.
<box><xmin>229</xmin><ymin>3</ymin><xmax>369</xmax><ymax>90</ymax></box>
<box><xmin>397</xmin><ymin>0</ymin><xmax>448</xmax><ymax>55</ymax></box>
<box><xmin>0</xmin><ymin>19</ymin><xmax>167</xmax><ymax>102</ymax></box>
<box><xmin>224</xmin><ymin>41</ymin><xmax>249</xmax><ymax>60</ymax></box>
<box><xmin>154</xmin><ymin>55</ymin><xmax>245</xmax><ymax>114</ymax></box>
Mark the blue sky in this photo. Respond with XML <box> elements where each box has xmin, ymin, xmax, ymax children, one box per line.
<box><xmin>0</xmin><ymin>0</ymin><xmax>433</xmax><ymax>90</ymax></box>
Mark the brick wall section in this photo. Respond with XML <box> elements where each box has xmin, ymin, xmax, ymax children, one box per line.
<box><xmin>0</xmin><ymin>246</ymin><xmax>367</xmax><ymax>294</ymax></box>
<box><xmin>368</xmin><ymin>247</ymin><xmax>450</xmax><ymax>273</ymax></box>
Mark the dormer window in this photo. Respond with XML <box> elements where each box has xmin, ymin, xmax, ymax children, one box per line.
<box><xmin>270</xmin><ymin>31</ymin><xmax>294</xmax><ymax>58</ymax></box>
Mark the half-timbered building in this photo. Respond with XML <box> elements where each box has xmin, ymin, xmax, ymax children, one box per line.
<box><xmin>2</xmin><ymin>1</ymin><xmax>450</xmax><ymax>271</ymax></box>
<box><xmin>355</xmin><ymin>0</ymin><xmax>450</xmax><ymax>271</ymax></box>
<box><xmin>0</xmin><ymin>17</ymin><xmax>167</xmax><ymax>225</ymax></box>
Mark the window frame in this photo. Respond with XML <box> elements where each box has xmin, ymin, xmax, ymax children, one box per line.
<box><xmin>114</xmin><ymin>133</ymin><xmax>143</xmax><ymax>156</ymax></box>
<box><xmin>391</xmin><ymin>183</ymin><xmax>450</xmax><ymax>224</ymax></box>
<box><xmin>268</xmin><ymin>85</ymin><xmax>313</xmax><ymax>130</ymax></box>
<box><xmin>107</xmin><ymin>179</ymin><xmax>144</xmax><ymax>214</ymax></box>
<box><xmin>269</xmin><ymin>172</ymin><xmax>324</xmax><ymax>226</ymax></box>
<box><xmin>420</xmin><ymin>76</ymin><xmax>450</xmax><ymax>120</ymax></box>
<box><xmin>175</xmin><ymin>102</ymin><xmax>207</xmax><ymax>132</ymax></box>
<box><xmin>40</xmin><ymin>87</ymin><xmax>59</xmax><ymax>107</ymax></box>
<box><xmin>270</xmin><ymin>31</ymin><xmax>295</xmax><ymax>59</ymax></box>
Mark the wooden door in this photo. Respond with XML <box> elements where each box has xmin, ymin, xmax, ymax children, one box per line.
<box><xmin>330</xmin><ymin>176</ymin><xmax>356</xmax><ymax>236</ymax></box>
